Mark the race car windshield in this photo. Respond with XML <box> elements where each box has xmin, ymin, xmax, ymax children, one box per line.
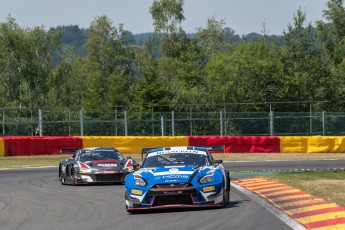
<box><xmin>79</xmin><ymin>150</ymin><xmax>123</xmax><ymax>161</ymax></box>
<box><xmin>142</xmin><ymin>153</ymin><xmax>210</xmax><ymax>168</ymax></box>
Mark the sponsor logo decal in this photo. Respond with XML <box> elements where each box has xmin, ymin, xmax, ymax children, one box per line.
<box><xmin>162</xmin><ymin>175</ymin><xmax>189</xmax><ymax>179</ymax></box>
<box><xmin>203</xmin><ymin>186</ymin><xmax>215</xmax><ymax>192</ymax></box>
<box><xmin>103</xmin><ymin>170</ymin><xmax>115</xmax><ymax>174</ymax></box>
<box><xmin>131</xmin><ymin>189</ymin><xmax>143</xmax><ymax>195</ymax></box>
<box><xmin>169</xmin><ymin>168</ymin><xmax>179</xmax><ymax>173</ymax></box>
<box><xmin>97</xmin><ymin>164</ymin><xmax>117</xmax><ymax>167</ymax></box>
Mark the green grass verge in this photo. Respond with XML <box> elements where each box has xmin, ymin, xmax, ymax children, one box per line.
<box><xmin>0</xmin><ymin>154</ymin><xmax>144</xmax><ymax>168</ymax></box>
<box><xmin>2</xmin><ymin>153</ymin><xmax>345</xmax><ymax>168</ymax></box>
<box><xmin>264</xmin><ymin>171</ymin><xmax>345</xmax><ymax>207</ymax></box>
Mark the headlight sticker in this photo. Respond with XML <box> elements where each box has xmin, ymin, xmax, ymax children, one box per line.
<box><xmin>203</xmin><ymin>186</ymin><xmax>215</xmax><ymax>192</ymax></box>
<box><xmin>131</xmin><ymin>189</ymin><xmax>143</xmax><ymax>195</ymax></box>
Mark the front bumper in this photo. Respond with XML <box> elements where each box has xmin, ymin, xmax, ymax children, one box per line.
<box><xmin>125</xmin><ymin>182</ymin><xmax>224</xmax><ymax>210</ymax></box>
<box><xmin>75</xmin><ymin>171</ymin><xmax>128</xmax><ymax>183</ymax></box>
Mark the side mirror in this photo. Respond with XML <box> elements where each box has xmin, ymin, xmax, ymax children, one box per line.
<box><xmin>132</xmin><ymin>163</ymin><xmax>140</xmax><ymax>170</ymax></box>
<box><xmin>214</xmin><ymin>159</ymin><xmax>223</xmax><ymax>164</ymax></box>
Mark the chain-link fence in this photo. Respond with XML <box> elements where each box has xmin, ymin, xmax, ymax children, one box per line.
<box><xmin>1</xmin><ymin>104</ymin><xmax>345</xmax><ymax>136</ymax></box>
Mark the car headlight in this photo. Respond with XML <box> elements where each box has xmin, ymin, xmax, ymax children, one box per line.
<box><xmin>199</xmin><ymin>171</ymin><xmax>214</xmax><ymax>184</ymax></box>
<box><xmin>79</xmin><ymin>168</ymin><xmax>92</xmax><ymax>173</ymax></box>
<box><xmin>134</xmin><ymin>175</ymin><xmax>147</xmax><ymax>187</ymax></box>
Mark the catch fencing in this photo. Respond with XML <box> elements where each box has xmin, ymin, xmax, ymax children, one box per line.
<box><xmin>1</xmin><ymin>105</ymin><xmax>345</xmax><ymax>136</ymax></box>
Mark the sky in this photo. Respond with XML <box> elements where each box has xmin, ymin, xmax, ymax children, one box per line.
<box><xmin>0</xmin><ymin>0</ymin><xmax>330</xmax><ymax>35</ymax></box>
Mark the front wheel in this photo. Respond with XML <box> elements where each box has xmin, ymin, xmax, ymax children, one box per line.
<box><xmin>221</xmin><ymin>187</ymin><xmax>230</xmax><ymax>207</ymax></box>
<box><xmin>70</xmin><ymin>167</ymin><xmax>77</xmax><ymax>185</ymax></box>
<box><xmin>222</xmin><ymin>176</ymin><xmax>230</xmax><ymax>207</ymax></box>
<box><xmin>59</xmin><ymin>165</ymin><xmax>65</xmax><ymax>185</ymax></box>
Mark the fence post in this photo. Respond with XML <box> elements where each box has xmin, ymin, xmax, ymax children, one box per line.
<box><xmin>220</xmin><ymin>111</ymin><xmax>223</xmax><ymax>136</ymax></box>
<box><xmin>79</xmin><ymin>109</ymin><xmax>84</xmax><ymax>136</ymax></box>
<box><xmin>171</xmin><ymin>111</ymin><xmax>175</xmax><ymax>136</ymax></box>
<box><xmin>124</xmin><ymin>111</ymin><xmax>128</xmax><ymax>136</ymax></box>
<box><xmin>115</xmin><ymin>108</ymin><xmax>118</xmax><ymax>136</ymax></box>
<box><xmin>161</xmin><ymin>116</ymin><xmax>164</xmax><ymax>136</ymax></box>
<box><xmin>151</xmin><ymin>108</ymin><xmax>154</xmax><ymax>136</ymax></box>
<box><xmin>2</xmin><ymin>110</ymin><xmax>5</xmax><ymax>134</ymax></box>
<box><xmin>68</xmin><ymin>109</ymin><xmax>71</xmax><ymax>136</ymax></box>
<box><xmin>38</xmin><ymin>109</ymin><xmax>43</xmax><ymax>136</ymax></box>
<box><xmin>322</xmin><ymin>111</ymin><xmax>325</xmax><ymax>135</ymax></box>
<box><xmin>310</xmin><ymin>103</ymin><xmax>313</xmax><ymax>134</ymax></box>
<box><xmin>269</xmin><ymin>111</ymin><xmax>274</xmax><ymax>136</ymax></box>
<box><xmin>190</xmin><ymin>107</ymin><xmax>192</xmax><ymax>136</ymax></box>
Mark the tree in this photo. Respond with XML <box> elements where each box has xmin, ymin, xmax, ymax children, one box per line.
<box><xmin>283</xmin><ymin>8</ymin><xmax>326</xmax><ymax>103</ymax></box>
<box><xmin>82</xmin><ymin>15</ymin><xmax>136</xmax><ymax>107</ymax></box>
<box><xmin>197</xmin><ymin>16</ymin><xmax>226</xmax><ymax>58</ymax></box>
<box><xmin>315</xmin><ymin>0</ymin><xmax>345</xmax><ymax>109</ymax></box>
<box><xmin>150</xmin><ymin>0</ymin><xmax>186</xmax><ymax>58</ymax></box>
<box><xmin>0</xmin><ymin>16</ymin><xmax>60</xmax><ymax>107</ymax></box>
<box><xmin>204</xmin><ymin>39</ymin><xmax>287</xmax><ymax>109</ymax></box>
<box><xmin>133</xmin><ymin>39</ymin><xmax>173</xmax><ymax>111</ymax></box>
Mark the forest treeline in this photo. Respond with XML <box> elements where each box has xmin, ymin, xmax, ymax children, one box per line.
<box><xmin>1</xmin><ymin>0</ymin><xmax>345</xmax><ymax>113</ymax></box>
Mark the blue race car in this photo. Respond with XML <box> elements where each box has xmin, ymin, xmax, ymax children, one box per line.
<box><xmin>124</xmin><ymin>146</ymin><xmax>230</xmax><ymax>212</ymax></box>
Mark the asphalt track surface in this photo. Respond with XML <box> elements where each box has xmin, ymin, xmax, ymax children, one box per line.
<box><xmin>1</xmin><ymin>160</ymin><xmax>344</xmax><ymax>230</ymax></box>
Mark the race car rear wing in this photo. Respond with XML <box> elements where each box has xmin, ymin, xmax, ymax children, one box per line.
<box><xmin>60</xmin><ymin>148</ymin><xmax>80</xmax><ymax>154</ymax></box>
<box><xmin>205</xmin><ymin>145</ymin><xmax>225</xmax><ymax>152</ymax></box>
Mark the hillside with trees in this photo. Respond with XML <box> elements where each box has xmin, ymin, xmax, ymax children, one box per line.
<box><xmin>1</xmin><ymin>0</ymin><xmax>345</xmax><ymax>113</ymax></box>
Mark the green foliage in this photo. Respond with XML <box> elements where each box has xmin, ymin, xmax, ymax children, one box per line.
<box><xmin>1</xmin><ymin>0</ymin><xmax>345</xmax><ymax>123</ymax></box>
<box><xmin>197</xmin><ymin>16</ymin><xmax>226</xmax><ymax>58</ymax></box>
<box><xmin>0</xmin><ymin>16</ymin><xmax>61</xmax><ymax>107</ymax></box>
<box><xmin>82</xmin><ymin>15</ymin><xmax>136</xmax><ymax>107</ymax></box>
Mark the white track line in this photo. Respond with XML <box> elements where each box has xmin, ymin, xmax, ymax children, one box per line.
<box><xmin>0</xmin><ymin>166</ymin><xmax>57</xmax><ymax>170</ymax></box>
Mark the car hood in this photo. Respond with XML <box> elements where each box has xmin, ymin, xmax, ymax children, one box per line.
<box><xmin>134</xmin><ymin>165</ymin><xmax>212</xmax><ymax>184</ymax></box>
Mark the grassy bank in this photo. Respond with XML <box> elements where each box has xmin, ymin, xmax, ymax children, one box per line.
<box><xmin>1</xmin><ymin>153</ymin><xmax>345</xmax><ymax>168</ymax></box>
<box><xmin>265</xmin><ymin>171</ymin><xmax>345</xmax><ymax>207</ymax></box>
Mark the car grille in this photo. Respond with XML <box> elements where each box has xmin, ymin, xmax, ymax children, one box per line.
<box><xmin>156</xmin><ymin>183</ymin><xmax>188</xmax><ymax>189</ymax></box>
<box><xmin>148</xmin><ymin>184</ymin><xmax>197</xmax><ymax>196</ymax></box>
<box><xmin>147</xmin><ymin>183</ymin><xmax>198</xmax><ymax>207</ymax></box>
<box><xmin>153</xmin><ymin>194</ymin><xmax>194</xmax><ymax>206</ymax></box>
<box><xmin>94</xmin><ymin>173</ymin><xmax>125</xmax><ymax>182</ymax></box>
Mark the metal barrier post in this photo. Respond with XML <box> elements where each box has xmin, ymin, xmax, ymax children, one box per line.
<box><xmin>269</xmin><ymin>111</ymin><xmax>274</xmax><ymax>136</ymax></box>
<box><xmin>220</xmin><ymin>111</ymin><xmax>223</xmax><ymax>136</ymax></box>
<box><xmin>310</xmin><ymin>104</ymin><xmax>313</xmax><ymax>134</ymax></box>
<box><xmin>38</xmin><ymin>109</ymin><xmax>43</xmax><ymax>136</ymax></box>
<box><xmin>161</xmin><ymin>116</ymin><xmax>164</xmax><ymax>136</ymax></box>
<box><xmin>2</xmin><ymin>110</ymin><xmax>5</xmax><ymax>134</ymax></box>
<box><xmin>171</xmin><ymin>111</ymin><xmax>175</xmax><ymax>136</ymax></box>
<box><xmin>124</xmin><ymin>111</ymin><xmax>128</xmax><ymax>136</ymax></box>
<box><xmin>322</xmin><ymin>111</ymin><xmax>325</xmax><ymax>135</ymax></box>
<box><xmin>79</xmin><ymin>109</ymin><xmax>84</xmax><ymax>136</ymax></box>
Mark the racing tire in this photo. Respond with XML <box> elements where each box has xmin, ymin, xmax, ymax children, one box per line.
<box><xmin>59</xmin><ymin>165</ymin><xmax>65</xmax><ymax>185</ymax></box>
<box><xmin>70</xmin><ymin>167</ymin><xmax>77</xmax><ymax>186</ymax></box>
<box><xmin>222</xmin><ymin>175</ymin><xmax>230</xmax><ymax>207</ymax></box>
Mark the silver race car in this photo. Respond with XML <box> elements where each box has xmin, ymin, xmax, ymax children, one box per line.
<box><xmin>59</xmin><ymin>147</ymin><xmax>134</xmax><ymax>185</ymax></box>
